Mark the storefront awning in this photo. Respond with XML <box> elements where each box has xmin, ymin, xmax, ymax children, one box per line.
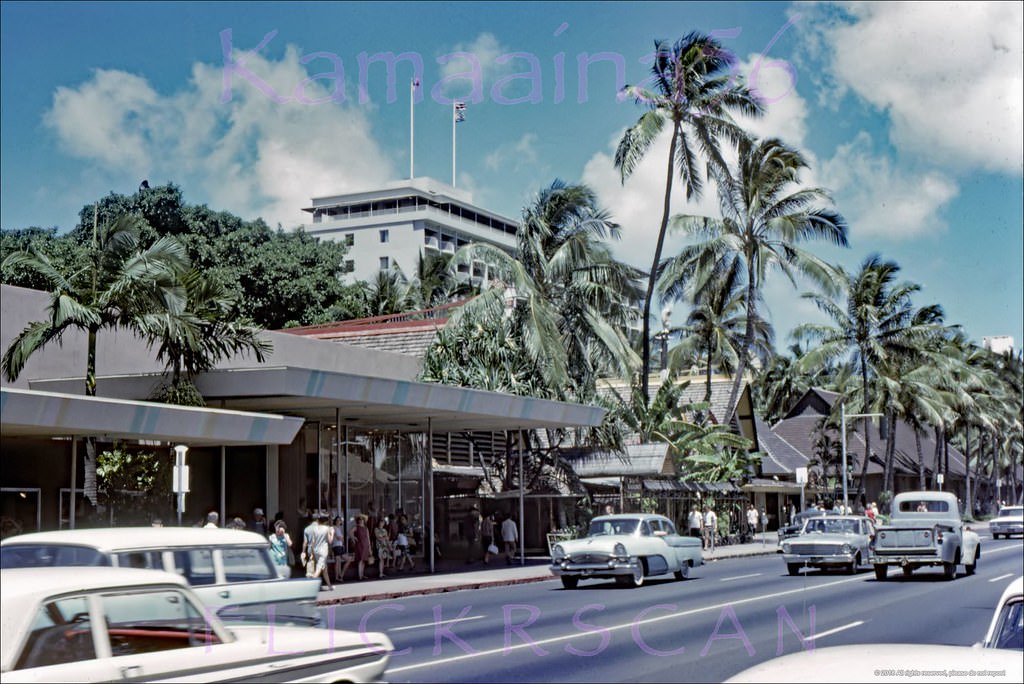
<box><xmin>1</xmin><ymin>387</ymin><xmax>304</xmax><ymax>446</ymax></box>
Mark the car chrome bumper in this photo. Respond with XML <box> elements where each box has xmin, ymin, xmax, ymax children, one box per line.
<box><xmin>550</xmin><ymin>559</ymin><xmax>638</xmax><ymax>577</ymax></box>
<box><xmin>782</xmin><ymin>553</ymin><xmax>854</xmax><ymax>566</ymax></box>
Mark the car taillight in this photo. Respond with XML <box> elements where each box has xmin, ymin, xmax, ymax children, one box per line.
<box><xmin>935</xmin><ymin>527</ymin><xmax>944</xmax><ymax>544</ymax></box>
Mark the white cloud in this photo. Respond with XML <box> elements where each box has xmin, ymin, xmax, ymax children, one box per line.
<box><xmin>819</xmin><ymin>132</ymin><xmax>959</xmax><ymax>240</ymax></box>
<box><xmin>805</xmin><ymin>2</ymin><xmax>1023</xmax><ymax>175</ymax></box>
<box><xmin>45</xmin><ymin>70</ymin><xmax>160</xmax><ymax>175</ymax></box>
<box><xmin>44</xmin><ymin>44</ymin><xmax>395</xmax><ymax>228</ymax></box>
<box><xmin>484</xmin><ymin>132</ymin><xmax>539</xmax><ymax>172</ymax></box>
<box><xmin>436</xmin><ymin>33</ymin><xmax>518</xmax><ymax>100</ymax></box>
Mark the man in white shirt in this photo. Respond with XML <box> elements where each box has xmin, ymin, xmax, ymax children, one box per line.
<box><xmin>501</xmin><ymin>514</ymin><xmax>518</xmax><ymax>565</ymax></box>
<box><xmin>203</xmin><ymin>511</ymin><xmax>219</xmax><ymax>528</ymax></box>
<box><xmin>703</xmin><ymin>506</ymin><xmax>717</xmax><ymax>553</ymax></box>
<box><xmin>746</xmin><ymin>504</ymin><xmax>759</xmax><ymax>538</ymax></box>
<box><xmin>688</xmin><ymin>506</ymin><xmax>702</xmax><ymax>538</ymax></box>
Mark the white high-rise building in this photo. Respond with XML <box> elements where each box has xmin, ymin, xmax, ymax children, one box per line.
<box><xmin>302</xmin><ymin>177</ymin><xmax>518</xmax><ymax>284</ymax></box>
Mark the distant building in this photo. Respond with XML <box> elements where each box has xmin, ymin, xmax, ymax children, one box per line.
<box><xmin>982</xmin><ymin>335</ymin><xmax>1014</xmax><ymax>355</ymax></box>
<box><xmin>302</xmin><ymin>177</ymin><xmax>517</xmax><ymax>284</ymax></box>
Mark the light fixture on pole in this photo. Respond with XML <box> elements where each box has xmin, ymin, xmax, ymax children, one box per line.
<box><xmin>840</xmin><ymin>404</ymin><xmax>883</xmax><ymax>513</ymax></box>
<box><xmin>173</xmin><ymin>444</ymin><xmax>190</xmax><ymax>527</ymax></box>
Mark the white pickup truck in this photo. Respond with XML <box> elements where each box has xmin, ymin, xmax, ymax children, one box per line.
<box><xmin>869</xmin><ymin>491</ymin><xmax>981</xmax><ymax>581</ymax></box>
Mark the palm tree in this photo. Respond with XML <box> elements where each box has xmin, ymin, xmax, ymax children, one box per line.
<box><xmin>2</xmin><ymin>211</ymin><xmax>188</xmax><ymax>506</ymax></box>
<box><xmin>614</xmin><ymin>32</ymin><xmax>763</xmax><ymax>405</ymax></box>
<box><xmin>409</xmin><ymin>252</ymin><xmax>472</xmax><ymax>310</ymax></box>
<box><xmin>665</xmin><ymin>136</ymin><xmax>848</xmax><ymax>423</ymax></box>
<box><xmin>443</xmin><ymin>180</ymin><xmax>641</xmax><ymax>401</ymax></box>
<box><xmin>140</xmin><ymin>269</ymin><xmax>272</xmax><ymax>406</ymax></box>
<box><xmin>796</xmin><ymin>255</ymin><xmax>945</xmax><ymax>504</ymax></box>
<box><xmin>666</xmin><ymin>256</ymin><xmax>773</xmax><ymax>402</ymax></box>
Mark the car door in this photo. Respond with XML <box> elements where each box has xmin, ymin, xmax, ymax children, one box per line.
<box><xmin>2</xmin><ymin>594</ymin><xmax>120</xmax><ymax>683</ymax></box>
<box><xmin>97</xmin><ymin>585</ymin><xmax>232</xmax><ymax>681</ymax></box>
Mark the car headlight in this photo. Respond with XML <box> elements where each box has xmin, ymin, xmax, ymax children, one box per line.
<box><xmin>552</xmin><ymin>544</ymin><xmax>565</xmax><ymax>561</ymax></box>
<box><xmin>841</xmin><ymin>543</ymin><xmax>852</xmax><ymax>554</ymax></box>
<box><xmin>782</xmin><ymin>542</ymin><xmax>791</xmax><ymax>553</ymax></box>
<box><xmin>613</xmin><ymin>543</ymin><xmax>628</xmax><ymax>558</ymax></box>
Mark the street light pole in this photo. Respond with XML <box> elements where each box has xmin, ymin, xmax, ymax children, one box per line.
<box><xmin>840</xmin><ymin>404</ymin><xmax>883</xmax><ymax>513</ymax></box>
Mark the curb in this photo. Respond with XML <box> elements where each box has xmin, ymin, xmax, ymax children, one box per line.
<box><xmin>316</xmin><ymin>547</ymin><xmax>782</xmax><ymax>606</ymax></box>
<box><xmin>317</xmin><ymin>574</ymin><xmax>552</xmax><ymax>606</ymax></box>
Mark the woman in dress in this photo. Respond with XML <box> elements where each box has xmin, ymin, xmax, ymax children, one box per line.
<box><xmin>268</xmin><ymin>521</ymin><xmax>293</xmax><ymax>571</ymax></box>
<box><xmin>373</xmin><ymin>516</ymin><xmax>393</xmax><ymax>577</ymax></box>
<box><xmin>352</xmin><ymin>514</ymin><xmax>372</xmax><ymax>581</ymax></box>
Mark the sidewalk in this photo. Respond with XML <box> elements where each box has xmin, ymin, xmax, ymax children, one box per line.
<box><xmin>315</xmin><ymin>532</ymin><xmax>782</xmax><ymax>606</ymax></box>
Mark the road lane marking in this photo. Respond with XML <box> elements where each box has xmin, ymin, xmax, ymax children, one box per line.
<box><xmin>387</xmin><ymin>575</ymin><xmax>864</xmax><ymax>673</ymax></box>
<box><xmin>721</xmin><ymin>573</ymin><xmax>763</xmax><ymax>582</ymax></box>
<box><xmin>808</xmin><ymin>620</ymin><xmax>864</xmax><ymax>641</ymax></box>
<box><xmin>989</xmin><ymin>573</ymin><xmax>1015</xmax><ymax>583</ymax></box>
<box><xmin>390</xmin><ymin>614</ymin><xmax>485</xmax><ymax>632</ymax></box>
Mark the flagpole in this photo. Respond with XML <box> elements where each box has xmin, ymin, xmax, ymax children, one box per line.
<box><xmin>451</xmin><ymin>101</ymin><xmax>457</xmax><ymax>187</ymax></box>
<box><xmin>409</xmin><ymin>79</ymin><xmax>416</xmax><ymax>180</ymax></box>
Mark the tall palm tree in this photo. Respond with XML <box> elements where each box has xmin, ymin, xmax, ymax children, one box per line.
<box><xmin>2</xmin><ymin>212</ymin><xmax>188</xmax><ymax>506</ymax></box>
<box><xmin>444</xmin><ymin>180</ymin><xmax>641</xmax><ymax>401</ymax></box>
<box><xmin>665</xmin><ymin>136</ymin><xmax>848</xmax><ymax>423</ymax></box>
<box><xmin>614</xmin><ymin>32</ymin><xmax>763</xmax><ymax>405</ymax></box>
<box><xmin>796</xmin><ymin>255</ymin><xmax>944</xmax><ymax>504</ymax></box>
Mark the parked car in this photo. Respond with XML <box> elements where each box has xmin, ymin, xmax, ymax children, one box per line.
<box><xmin>0</xmin><ymin>527</ymin><xmax>320</xmax><ymax>624</ymax></box>
<box><xmin>982</xmin><ymin>576</ymin><xmax>1023</xmax><ymax>650</ymax></box>
<box><xmin>0</xmin><ymin>567</ymin><xmax>392</xmax><ymax>683</ymax></box>
<box><xmin>869</xmin><ymin>491</ymin><xmax>981</xmax><ymax>580</ymax></box>
<box><xmin>549</xmin><ymin>513</ymin><xmax>703</xmax><ymax>588</ymax></box>
<box><xmin>989</xmin><ymin>505</ymin><xmax>1024</xmax><ymax>539</ymax></box>
<box><xmin>780</xmin><ymin>515</ymin><xmax>876</xmax><ymax>575</ymax></box>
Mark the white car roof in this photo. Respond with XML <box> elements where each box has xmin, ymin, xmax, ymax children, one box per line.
<box><xmin>1</xmin><ymin>526</ymin><xmax>269</xmax><ymax>551</ymax></box>
<box><xmin>1</xmin><ymin>567</ymin><xmax>197</xmax><ymax>670</ymax></box>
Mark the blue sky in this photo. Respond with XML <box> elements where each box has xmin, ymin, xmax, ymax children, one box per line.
<box><xmin>2</xmin><ymin>1</ymin><xmax>1022</xmax><ymax>349</ymax></box>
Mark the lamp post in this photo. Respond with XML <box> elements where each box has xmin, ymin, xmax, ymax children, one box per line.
<box><xmin>173</xmin><ymin>445</ymin><xmax>190</xmax><ymax>527</ymax></box>
<box><xmin>840</xmin><ymin>404</ymin><xmax>883</xmax><ymax>513</ymax></box>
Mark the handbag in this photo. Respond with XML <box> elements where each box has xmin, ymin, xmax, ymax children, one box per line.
<box><xmin>487</xmin><ymin>544</ymin><xmax>499</xmax><ymax>555</ymax></box>
<box><xmin>368</xmin><ymin>555</ymin><xmax>376</xmax><ymax>564</ymax></box>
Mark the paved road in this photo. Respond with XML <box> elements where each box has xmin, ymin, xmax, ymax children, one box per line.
<box><xmin>317</xmin><ymin>534</ymin><xmax>1022</xmax><ymax>683</ymax></box>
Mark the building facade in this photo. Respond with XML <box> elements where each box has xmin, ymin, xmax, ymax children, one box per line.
<box><xmin>303</xmin><ymin>177</ymin><xmax>518</xmax><ymax>283</ymax></box>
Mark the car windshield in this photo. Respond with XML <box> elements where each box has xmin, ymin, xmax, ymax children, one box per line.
<box><xmin>587</xmin><ymin>519</ymin><xmax>639</xmax><ymax>536</ymax></box>
<box><xmin>802</xmin><ymin>518</ymin><xmax>858</xmax><ymax>535</ymax></box>
<box><xmin>997</xmin><ymin>507</ymin><xmax>1023</xmax><ymax>518</ymax></box>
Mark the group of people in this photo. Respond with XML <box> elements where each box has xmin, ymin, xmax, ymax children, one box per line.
<box><xmin>465</xmin><ymin>507</ymin><xmax>519</xmax><ymax>565</ymax></box>
<box><xmin>197</xmin><ymin>507</ymin><xmax>271</xmax><ymax>533</ymax></box>
<box><xmin>685</xmin><ymin>503</ymin><xmax>768</xmax><ymax>553</ymax></box>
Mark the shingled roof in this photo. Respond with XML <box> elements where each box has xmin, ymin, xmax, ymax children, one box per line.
<box><xmin>771</xmin><ymin>388</ymin><xmax>968</xmax><ymax>478</ymax></box>
<box><xmin>277</xmin><ymin>301</ymin><xmax>466</xmax><ymax>358</ymax></box>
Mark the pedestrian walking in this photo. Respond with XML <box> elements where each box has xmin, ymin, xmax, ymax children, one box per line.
<box><xmin>251</xmin><ymin>508</ymin><xmax>268</xmax><ymax>537</ymax></box>
<box><xmin>481</xmin><ymin>513</ymin><xmax>496</xmax><ymax>564</ymax></box>
<box><xmin>746</xmin><ymin>504</ymin><xmax>759</xmax><ymax>539</ymax></box>
<box><xmin>268</xmin><ymin>521</ymin><xmax>294</xmax><ymax>570</ymax></box>
<box><xmin>301</xmin><ymin>511</ymin><xmax>333</xmax><ymax>591</ymax></box>
<box><xmin>501</xmin><ymin>514</ymin><xmax>518</xmax><ymax>565</ymax></box>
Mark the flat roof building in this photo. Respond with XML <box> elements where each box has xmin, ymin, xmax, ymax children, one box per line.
<box><xmin>302</xmin><ymin>177</ymin><xmax>517</xmax><ymax>284</ymax></box>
